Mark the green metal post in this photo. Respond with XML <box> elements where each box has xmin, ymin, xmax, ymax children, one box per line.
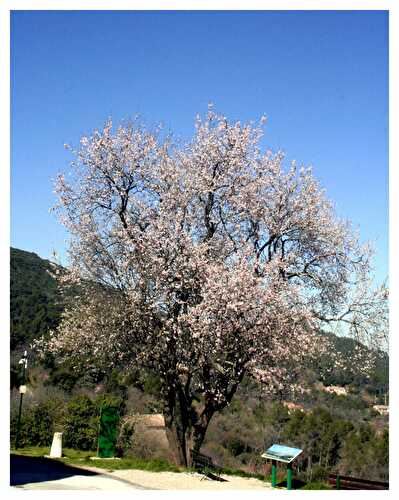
<box><xmin>271</xmin><ymin>460</ymin><xmax>277</xmax><ymax>487</ymax></box>
<box><xmin>336</xmin><ymin>474</ymin><xmax>341</xmax><ymax>490</ymax></box>
<box><xmin>287</xmin><ymin>463</ymin><xmax>292</xmax><ymax>490</ymax></box>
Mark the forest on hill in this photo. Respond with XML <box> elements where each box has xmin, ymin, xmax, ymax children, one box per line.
<box><xmin>10</xmin><ymin>247</ymin><xmax>62</xmax><ymax>350</ymax></box>
<box><xmin>10</xmin><ymin>246</ymin><xmax>389</xmax><ymax>484</ymax></box>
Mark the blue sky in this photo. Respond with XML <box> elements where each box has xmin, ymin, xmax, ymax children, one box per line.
<box><xmin>11</xmin><ymin>10</ymin><xmax>388</xmax><ymax>284</ymax></box>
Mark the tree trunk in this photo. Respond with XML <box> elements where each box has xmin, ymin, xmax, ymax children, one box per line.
<box><xmin>163</xmin><ymin>398</ymin><xmax>215</xmax><ymax>467</ymax></box>
<box><xmin>164</xmin><ymin>410</ymin><xmax>215</xmax><ymax>467</ymax></box>
<box><xmin>163</xmin><ymin>383</ymin><xmax>194</xmax><ymax>467</ymax></box>
<box><xmin>162</xmin><ymin>369</ymin><xmax>243</xmax><ymax>466</ymax></box>
<box><xmin>164</xmin><ymin>415</ymin><xmax>190</xmax><ymax>466</ymax></box>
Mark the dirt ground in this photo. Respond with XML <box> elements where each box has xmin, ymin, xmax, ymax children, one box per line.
<box><xmin>86</xmin><ymin>466</ymin><xmax>273</xmax><ymax>490</ymax></box>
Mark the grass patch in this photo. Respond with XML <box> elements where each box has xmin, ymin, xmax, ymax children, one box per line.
<box><xmin>11</xmin><ymin>446</ymin><xmax>182</xmax><ymax>473</ymax></box>
<box><xmin>77</xmin><ymin>456</ymin><xmax>182</xmax><ymax>473</ymax></box>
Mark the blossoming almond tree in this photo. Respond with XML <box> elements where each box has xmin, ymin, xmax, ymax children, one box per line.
<box><xmin>38</xmin><ymin>107</ymin><xmax>388</xmax><ymax>466</ymax></box>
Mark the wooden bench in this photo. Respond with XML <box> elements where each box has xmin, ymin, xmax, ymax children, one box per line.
<box><xmin>328</xmin><ymin>473</ymin><xmax>388</xmax><ymax>490</ymax></box>
<box><xmin>190</xmin><ymin>450</ymin><xmax>223</xmax><ymax>478</ymax></box>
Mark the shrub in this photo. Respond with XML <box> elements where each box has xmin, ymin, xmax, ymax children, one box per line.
<box><xmin>46</xmin><ymin>367</ymin><xmax>79</xmax><ymax>393</ymax></box>
<box><xmin>11</xmin><ymin>398</ymin><xmax>64</xmax><ymax>447</ymax></box>
<box><xmin>63</xmin><ymin>395</ymin><xmax>98</xmax><ymax>451</ymax></box>
<box><xmin>116</xmin><ymin>417</ymin><xmax>135</xmax><ymax>457</ymax></box>
<box><xmin>227</xmin><ymin>436</ymin><xmax>250</xmax><ymax>456</ymax></box>
<box><xmin>310</xmin><ymin>465</ymin><xmax>329</xmax><ymax>482</ymax></box>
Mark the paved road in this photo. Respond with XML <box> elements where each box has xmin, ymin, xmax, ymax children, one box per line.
<box><xmin>10</xmin><ymin>454</ymin><xmax>148</xmax><ymax>490</ymax></box>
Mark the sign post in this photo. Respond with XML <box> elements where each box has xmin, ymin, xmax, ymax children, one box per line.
<box><xmin>287</xmin><ymin>463</ymin><xmax>293</xmax><ymax>490</ymax></box>
<box><xmin>261</xmin><ymin>444</ymin><xmax>303</xmax><ymax>490</ymax></box>
<box><xmin>15</xmin><ymin>351</ymin><xmax>28</xmax><ymax>449</ymax></box>
<box><xmin>271</xmin><ymin>459</ymin><xmax>277</xmax><ymax>487</ymax></box>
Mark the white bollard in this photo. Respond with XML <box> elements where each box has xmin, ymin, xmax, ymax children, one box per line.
<box><xmin>50</xmin><ymin>432</ymin><xmax>63</xmax><ymax>458</ymax></box>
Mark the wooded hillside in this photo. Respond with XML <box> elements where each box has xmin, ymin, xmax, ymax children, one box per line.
<box><xmin>10</xmin><ymin>247</ymin><xmax>62</xmax><ymax>350</ymax></box>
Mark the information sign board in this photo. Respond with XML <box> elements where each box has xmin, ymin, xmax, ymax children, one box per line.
<box><xmin>261</xmin><ymin>444</ymin><xmax>303</xmax><ymax>463</ymax></box>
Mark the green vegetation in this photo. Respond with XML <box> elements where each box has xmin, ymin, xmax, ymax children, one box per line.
<box><xmin>203</xmin><ymin>393</ymin><xmax>388</xmax><ymax>483</ymax></box>
<box><xmin>10</xmin><ymin>247</ymin><xmax>62</xmax><ymax>350</ymax></box>
<box><xmin>316</xmin><ymin>331</ymin><xmax>389</xmax><ymax>398</ymax></box>
<box><xmin>10</xmin><ymin>393</ymin><xmax>125</xmax><ymax>451</ymax></box>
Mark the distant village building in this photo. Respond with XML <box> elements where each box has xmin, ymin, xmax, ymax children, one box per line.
<box><xmin>372</xmin><ymin>405</ymin><xmax>389</xmax><ymax>416</ymax></box>
<box><xmin>323</xmin><ymin>385</ymin><xmax>348</xmax><ymax>396</ymax></box>
<box><xmin>282</xmin><ymin>401</ymin><xmax>305</xmax><ymax>413</ymax></box>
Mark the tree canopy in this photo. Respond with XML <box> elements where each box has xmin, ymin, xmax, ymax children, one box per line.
<box><xmin>37</xmin><ymin>107</ymin><xmax>388</xmax><ymax>466</ymax></box>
